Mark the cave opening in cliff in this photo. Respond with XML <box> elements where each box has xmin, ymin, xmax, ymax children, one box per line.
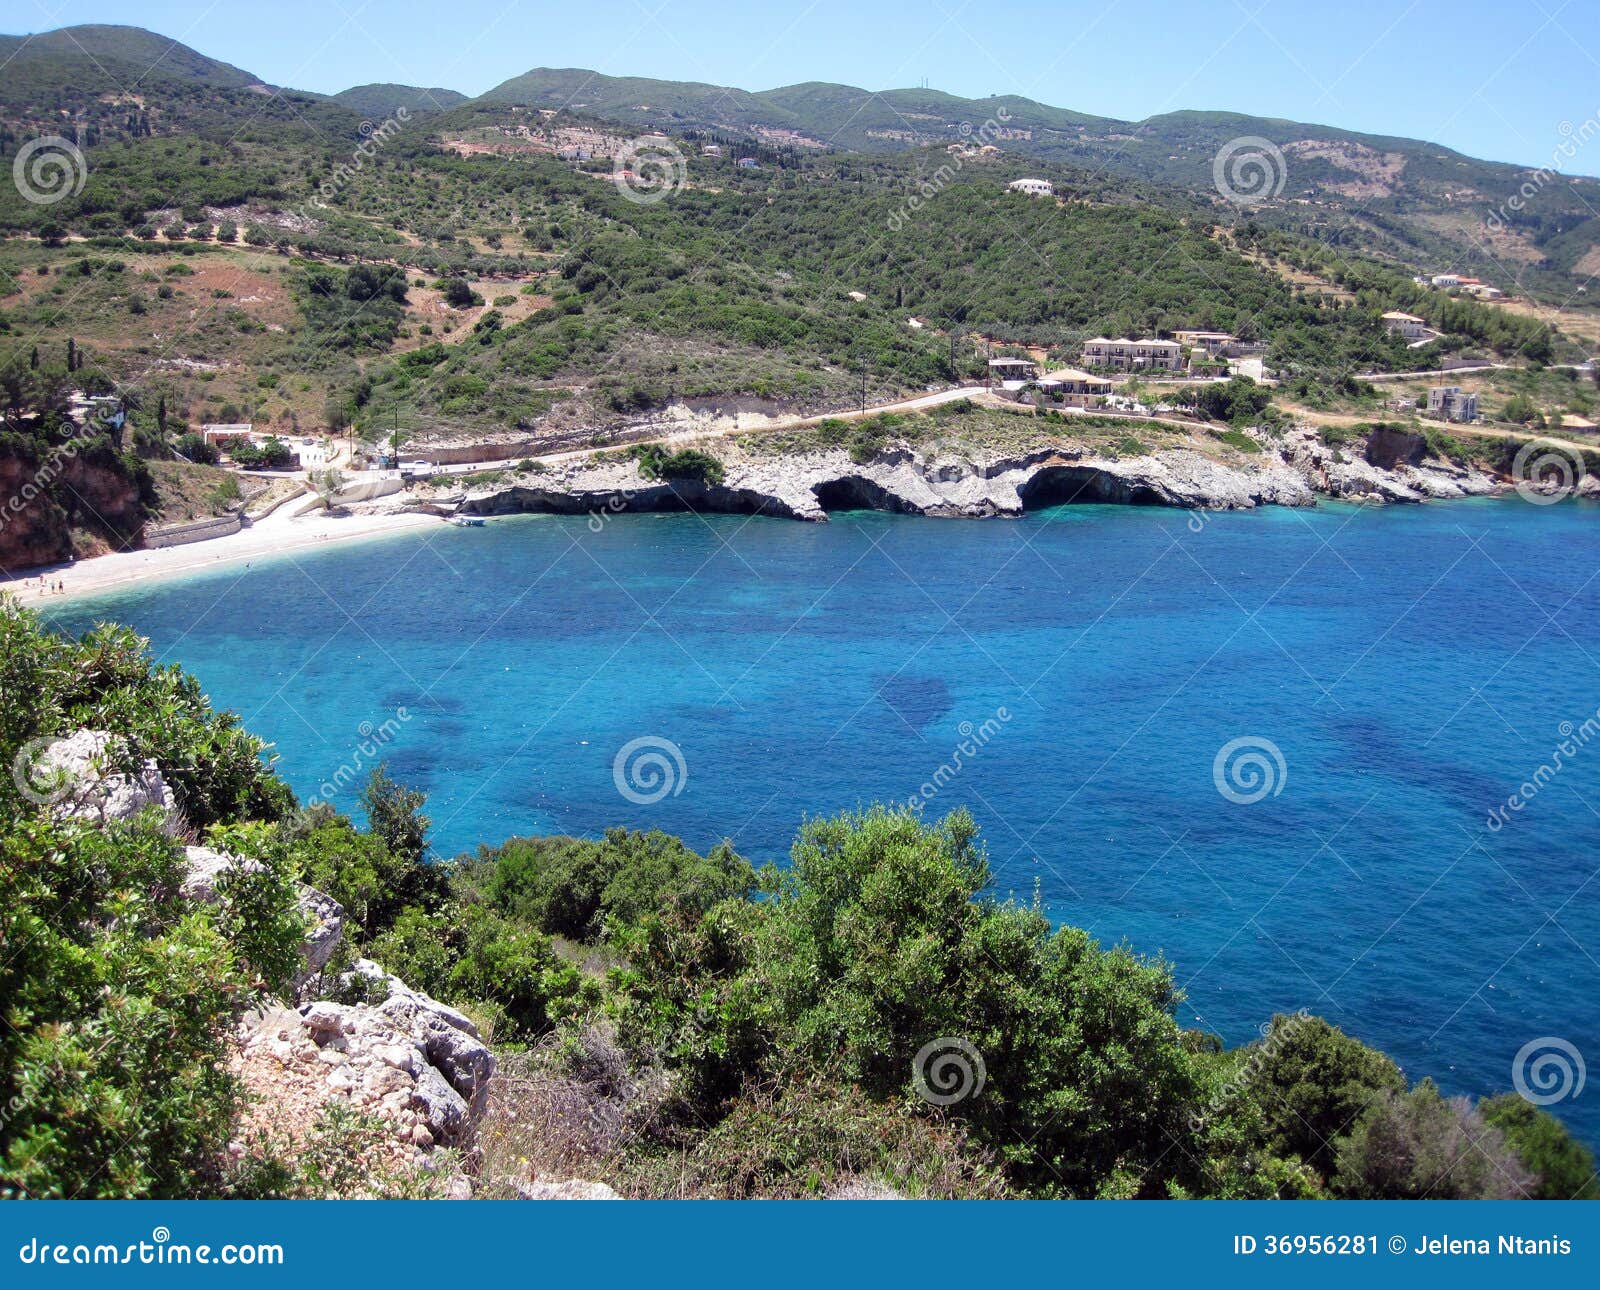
<box><xmin>811</xmin><ymin>477</ymin><xmax>921</xmax><ymax>514</ymax></box>
<box><xmin>1017</xmin><ymin>466</ymin><xmax>1168</xmax><ymax>510</ymax></box>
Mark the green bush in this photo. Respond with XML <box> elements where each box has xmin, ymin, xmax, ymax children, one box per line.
<box><xmin>1209</xmin><ymin>427</ymin><xmax>1261</xmax><ymax>453</ymax></box>
<box><xmin>476</xmin><ymin>828</ymin><xmax>753</xmax><ymax>942</ymax></box>
<box><xmin>1243</xmin><ymin>1014</ymin><xmax>1404</xmax><ymax>1176</ymax></box>
<box><xmin>1480</xmin><ymin>1093</ymin><xmax>1600</xmax><ymax>1199</ymax></box>
<box><xmin>175</xmin><ymin>431</ymin><xmax>220</xmax><ymax>465</ymax></box>
<box><xmin>630</xmin><ymin>444</ymin><xmax>726</xmax><ymax>486</ymax></box>
<box><xmin>614</xmin><ymin>806</ymin><xmax>1204</xmax><ymax>1197</ymax></box>
<box><xmin>0</xmin><ymin>607</ymin><xmax>304</xmax><ymax>1197</ymax></box>
<box><xmin>1332</xmin><ymin>1082</ymin><xmax>1529</xmax><ymax>1199</ymax></box>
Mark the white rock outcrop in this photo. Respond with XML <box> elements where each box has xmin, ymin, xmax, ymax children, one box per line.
<box><xmin>242</xmin><ymin>958</ymin><xmax>495</xmax><ymax>1149</ymax></box>
<box><xmin>26</xmin><ymin>730</ymin><xmax>179</xmax><ymax>830</ymax></box>
<box><xmin>180</xmin><ymin>845</ymin><xmax>345</xmax><ymax>990</ymax></box>
<box><xmin>440</xmin><ymin>421</ymin><xmax>1505</xmax><ymax>525</ymax></box>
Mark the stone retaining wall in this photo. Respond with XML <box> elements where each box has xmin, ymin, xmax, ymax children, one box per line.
<box><xmin>144</xmin><ymin>512</ymin><xmax>243</xmax><ymax>548</ymax></box>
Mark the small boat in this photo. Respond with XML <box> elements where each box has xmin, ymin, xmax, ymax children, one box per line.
<box><xmin>447</xmin><ymin>514</ymin><xmax>486</xmax><ymax>528</ymax></box>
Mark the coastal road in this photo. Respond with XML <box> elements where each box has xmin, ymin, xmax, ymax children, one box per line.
<box><xmin>423</xmin><ymin>384</ymin><xmax>992</xmax><ymax>475</ymax></box>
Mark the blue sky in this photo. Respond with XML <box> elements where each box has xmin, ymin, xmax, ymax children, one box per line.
<box><xmin>12</xmin><ymin>0</ymin><xmax>1600</xmax><ymax>169</ymax></box>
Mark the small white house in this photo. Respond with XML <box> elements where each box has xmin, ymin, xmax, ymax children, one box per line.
<box><xmin>1007</xmin><ymin>178</ymin><xmax>1054</xmax><ymax>197</ymax></box>
<box><xmin>1381</xmin><ymin>311</ymin><xmax>1432</xmax><ymax>342</ymax></box>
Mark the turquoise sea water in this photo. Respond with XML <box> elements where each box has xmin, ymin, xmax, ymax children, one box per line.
<box><xmin>44</xmin><ymin>498</ymin><xmax>1600</xmax><ymax>1144</ymax></box>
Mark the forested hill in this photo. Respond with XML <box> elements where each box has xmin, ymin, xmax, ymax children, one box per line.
<box><xmin>481</xmin><ymin>67</ymin><xmax>1600</xmax><ymax>299</ymax></box>
<box><xmin>331</xmin><ymin>84</ymin><xmax>469</xmax><ymax>118</ymax></box>
<box><xmin>0</xmin><ymin>22</ymin><xmax>1585</xmax><ymax>458</ymax></box>
<box><xmin>0</xmin><ymin>24</ymin><xmax>263</xmax><ymax>89</ymax></box>
<box><xmin>4</xmin><ymin>23</ymin><xmax>1598</xmax><ymax>296</ymax></box>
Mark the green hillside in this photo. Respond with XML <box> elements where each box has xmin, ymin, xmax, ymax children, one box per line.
<box><xmin>0</xmin><ymin>24</ymin><xmax>1584</xmax><ymax>458</ymax></box>
<box><xmin>0</xmin><ymin>24</ymin><xmax>262</xmax><ymax>88</ymax></box>
<box><xmin>478</xmin><ymin>67</ymin><xmax>1600</xmax><ymax>300</ymax></box>
<box><xmin>332</xmin><ymin>83</ymin><xmax>469</xmax><ymax>118</ymax></box>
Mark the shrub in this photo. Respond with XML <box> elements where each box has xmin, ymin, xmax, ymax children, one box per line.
<box><xmin>630</xmin><ymin>445</ymin><xmax>726</xmax><ymax>486</ymax></box>
<box><xmin>0</xmin><ymin>607</ymin><xmax>303</xmax><ymax>1197</ymax></box>
<box><xmin>1480</xmin><ymin>1094</ymin><xmax>1600</xmax><ymax>1199</ymax></box>
<box><xmin>1245</xmin><ymin>1014</ymin><xmax>1404</xmax><ymax>1177</ymax></box>
<box><xmin>1332</xmin><ymin>1083</ymin><xmax>1531</xmax><ymax>1199</ymax></box>
<box><xmin>1210</xmin><ymin>427</ymin><xmax>1260</xmax><ymax>453</ymax></box>
<box><xmin>360</xmin><ymin>765</ymin><xmax>430</xmax><ymax>864</ymax></box>
<box><xmin>175</xmin><ymin>431</ymin><xmax>220</xmax><ymax>465</ymax></box>
<box><xmin>614</xmin><ymin>806</ymin><xmax>1206</xmax><ymax>1198</ymax></box>
<box><xmin>478</xmin><ymin>828</ymin><xmax>753</xmax><ymax>942</ymax></box>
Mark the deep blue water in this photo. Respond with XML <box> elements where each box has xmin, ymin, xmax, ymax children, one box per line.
<box><xmin>44</xmin><ymin>499</ymin><xmax>1600</xmax><ymax>1144</ymax></box>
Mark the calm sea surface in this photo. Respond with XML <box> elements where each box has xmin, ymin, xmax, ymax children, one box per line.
<box><xmin>44</xmin><ymin>498</ymin><xmax>1600</xmax><ymax>1142</ymax></box>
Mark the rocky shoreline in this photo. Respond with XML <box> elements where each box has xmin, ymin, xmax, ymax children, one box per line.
<box><xmin>427</xmin><ymin>424</ymin><xmax>1509</xmax><ymax>524</ymax></box>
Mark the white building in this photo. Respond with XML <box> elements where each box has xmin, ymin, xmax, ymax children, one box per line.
<box><xmin>1007</xmin><ymin>178</ymin><xmax>1054</xmax><ymax>197</ymax></box>
<box><xmin>1381</xmin><ymin>311</ymin><xmax>1432</xmax><ymax>342</ymax></box>
<box><xmin>1173</xmin><ymin>329</ymin><xmax>1237</xmax><ymax>355</ymax></box>
<box><xmin>1034</xmin><ymin>368</ymin><xmax>1113</xmax><ymax>408</ymax></box>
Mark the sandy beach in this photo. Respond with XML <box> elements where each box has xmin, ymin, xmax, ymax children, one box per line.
<box><xmin>1</xmin><ymin>508</ymin><xmax>443</xmax><ymax>608</ymax></box>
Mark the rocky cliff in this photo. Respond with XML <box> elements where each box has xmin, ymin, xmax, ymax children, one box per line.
<box><xmin>430</xmin><ymin>424</ymin><xmax>1502</xmax><ymax>524</ymax></box>
<box><xmin>0</xmin><ymin>440</ymin><xmax>146</xmax><ymax>570</ymax></box>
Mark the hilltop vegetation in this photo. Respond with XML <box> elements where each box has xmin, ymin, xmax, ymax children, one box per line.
<box><xmin>330</xmin><ymin>84</ymin><xmax>468</xmax><ymax>118</ymax></box>
<box><xmin>479</xmin><ymin>67</ymin><xmax>1600</xmax><ymax>305</ymax></box>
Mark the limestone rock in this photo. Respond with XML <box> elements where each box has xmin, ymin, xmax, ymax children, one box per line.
<box><xmin>180</xmin><ymin>845</ymin><xmax>264</xmax><ymax>900</ymax></box>
<box><xmin>181</xmin><ymin>846</ymin><xmax>344</xmax><ymax>993</ymax></box>
<box><xmin>444</xmin><ymin>415</ymin><xmax>1519</xmax><ymax>524</ymax></box>
<box><xmin>26</xmin><ymin>730</ymin><xmax>179</xmax><ymax>830</ymax></box>
<box><xmin>275</xmin><ymin>958</ymin><xmax>498</xmax><ymax>1148</ymax></box>
<box><xmin>516</xmin><ymin>1178</ymin><xmax>622</xmax><ymax>1200</ymax></box>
